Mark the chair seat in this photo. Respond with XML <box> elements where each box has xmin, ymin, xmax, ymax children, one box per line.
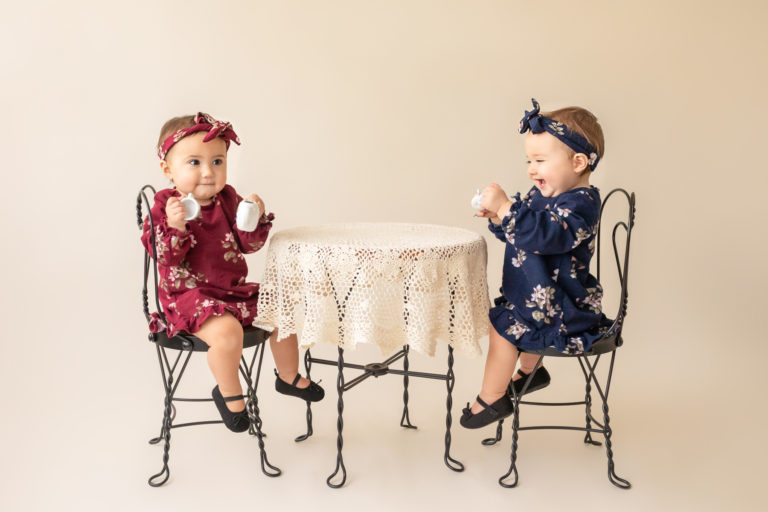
<box><xmin>149</xmin><ymin>325</ymin><xmax>271</xmax><ymax>352</ymax></box>
<box><xmin>522</xmin><ymin>333</ymin><xmax>622</xmax><ymax>358</ymax></box>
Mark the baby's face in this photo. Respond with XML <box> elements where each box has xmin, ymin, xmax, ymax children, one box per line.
<box><xmin>162</xmin><ymin>132</ymin><xmax>228</xmax><ymax>205</ymax></box>
<box><xmin>524</xmin><ymin>132</ymin><xmax>588</xmax><ymax>197</ymax></box>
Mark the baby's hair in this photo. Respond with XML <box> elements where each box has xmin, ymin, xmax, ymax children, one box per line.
<box><xmin>542</xmin><ymin>106</ymin><xmax>604</xmax><ymax>171</ymax></box>
<box><xmin>157</xmin><ymin>115</ymin><xmax>196</xmax><ymax>156</ymax></box>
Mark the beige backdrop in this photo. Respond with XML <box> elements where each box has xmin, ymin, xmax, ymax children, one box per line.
<box><xmin>1</xmin><ymin>1</ymin><xmax>766</xmax><ymax>511</ymax></box>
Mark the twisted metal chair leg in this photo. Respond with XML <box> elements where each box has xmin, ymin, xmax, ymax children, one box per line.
<box><xmin>443</xmin><ymin>345</ymin><xmax>464</xmax><ymax>472</ymax></box>
<box><xmin>400</xmin><ymin>345</ymin><xmax>417</xmax><ymax>429</ymax></box>
<box><xmin>327</xmin><ymin>347</ymin><xmax>347</xmax><ymax>488</ymax></box>
<box><xmin>499</xmin><ymin>386</ymin><xmax>521</xmax><ymax>487</ymax></box>
<box><xmin>148</xmin><ymin>387</ymin><xmax>173</xmax><ymax>486</ymax></box>
<box><xmin>246</xmin><ymin>386</ymin><xmax>281</xmax><ymax>477</ymax></box>
<box><xmin>296</xmin><ymin>349</ymin><xmax>315</xmax><ymax>442</ymax></box>
<box><xmin>601</xmin><ymin>400</ymin><xmax>630</xmax><ymax>489</ymax></box>
<box><xmin>240</xmin><ymin>343</ymin><xmax>281</xmax><ymax>477</ymax></box>
<box><xmin>483</xmin><ymin>380</ymin><xmax>511</xmax><ymax>446</ymax></box>
<box><xmin>582</xmin><ymin>355</ymin><xmax>602</xmax><ymax>447</ymax></box>
<box><xmin>149</xmin><ymin>403</ymin><xmax>176</xmax><ymax>445</ymax></box>
<box><xmin>148</xmin><ymin>345</ymin><xmax>189</xmax><ymax>487</ymax></box>
<box><xmin>498</xmin><ymin>354</ymin><xmax>543</xmax><ymax>488</ymax></box>
<box><xmin>600</xmin><ymin>352</ymin><xmax>630</xmax><ymax>489</ymax></box>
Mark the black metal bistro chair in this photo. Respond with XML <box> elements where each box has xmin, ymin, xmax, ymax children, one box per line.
<box><xmin>136</xmin><ymin>185</ymin><xmax>281</xmax><ymax>487</ymax></box>
<box><xmin>482</xmin><ymin>188</ymin><xmax>636</xmax><ymax>489</ymax></box>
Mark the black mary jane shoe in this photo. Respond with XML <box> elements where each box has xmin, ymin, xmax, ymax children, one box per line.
<box><xmin>459</xmin><ymin>394</ymin><xmax>514</xmax><ymax>429</ymax></box>
<box><xmin>212</xmin><ymin>385</ymin><xmax>250</xmax><ymax>433</ymax></box>
<box><xmin>510</xmin><ymin>366</ymin><xmax>551</xmax><ymax>397</ymax></box>
<box><xmin>274</xmin><ymin>370</ymin><xmax>325</xmax><ymax>402</ymax></box>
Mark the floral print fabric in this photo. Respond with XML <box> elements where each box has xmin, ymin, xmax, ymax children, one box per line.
<box><xmin>141</xmin><ymin>185</ymin><xmax>274</xmax><ymax>336</ymax></box>
<box><xmin>488</xmin><ymin>186</ymin><xmax>610</xmax><ymax>354</ymax></box>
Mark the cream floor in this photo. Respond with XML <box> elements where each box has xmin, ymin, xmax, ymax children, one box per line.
<box><xmin>2</xmin><ymin>337</ymin><xmax>762</xmax><ymax>512</ymax></box>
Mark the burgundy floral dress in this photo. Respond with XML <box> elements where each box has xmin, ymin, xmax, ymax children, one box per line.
<box><xmin>141</xmin><ymin>185</ymin><xmax>274</xmax><ymax>336</ymax></box>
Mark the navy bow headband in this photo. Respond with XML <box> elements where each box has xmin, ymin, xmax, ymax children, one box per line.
<box><xmin>518</xmin><ymin>98</ymin><xmax>600</xmax><ymax>171</ymax></box>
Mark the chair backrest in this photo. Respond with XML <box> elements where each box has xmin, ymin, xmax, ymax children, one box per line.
<box><xmin>594</xmin><ymin>188</ymin><xmax>636</xmax><ymax>342</ymax></box>
<box><xmin>136</xmin><ymin>184</ymin><xmax>167</xmax><ymax>327</ymax></box>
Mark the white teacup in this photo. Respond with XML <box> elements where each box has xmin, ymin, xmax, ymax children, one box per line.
<box><xmin>180</xmin><ymin>193</ymin><xmax>201</xmax><ymax>220</ymax></box>
<box><xmin>236</xmin><ymin>200</ymin><xmax>263</xmax><ymax>232</ymax></box>
<box><xmin>471</xmin><ymin>189</ymin><xmax>484</xmax><ymax>211</ymax></box>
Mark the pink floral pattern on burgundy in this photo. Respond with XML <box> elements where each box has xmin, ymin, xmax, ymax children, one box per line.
<box><xmin>141</xmin><ymin>185</ymin><xmax>274</xmax><ymax>336</ymax></box>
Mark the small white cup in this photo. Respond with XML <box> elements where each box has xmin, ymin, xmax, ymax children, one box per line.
<box><xmin>471</xmin><ymin>189</ymin><xmax>484</xmax><ymax>211</ymax></box>
<box><xmin>236</xmin><ymin>200</ymin><xmax>263</xmax><ymax>232</ymax></box>
<box><xmin>180</xmin><ymin>193</ymin><xmax>201</xmax><ymax>220</ymax></box>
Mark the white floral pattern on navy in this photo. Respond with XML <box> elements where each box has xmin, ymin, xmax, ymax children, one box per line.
<box><xmin>487</xmin><ymin>186</ymin><xmax>610</xmax><ymax>354</ymax></box>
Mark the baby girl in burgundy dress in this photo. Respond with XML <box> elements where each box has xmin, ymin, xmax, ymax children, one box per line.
<box><xmin>142</xmin><ymin>113</ymin><xmax>324</xmax><ymax>432</ymax></box>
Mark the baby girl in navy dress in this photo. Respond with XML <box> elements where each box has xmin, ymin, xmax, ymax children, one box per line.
<box><xmin>461</xmin><ymin>99</ymin><xmax>611</xmax><ymax>429</ymax></box>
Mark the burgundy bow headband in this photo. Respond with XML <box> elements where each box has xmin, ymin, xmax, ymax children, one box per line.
<box><xmin>158</xmin><ymin>112</ymin><xmax>241</xmax><ymax>159</ymax></box>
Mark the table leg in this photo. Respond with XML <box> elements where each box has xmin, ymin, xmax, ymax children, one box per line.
<box><xmin>443</xmin><ymin>345</ymin><xmax>464</xmax><ymax>472</ymax></box>
<box><xmin>327</xmin><ymin>347</ymin><xmax>347</xmax><ymax>488</ymax></box>
<box><xmin>295</xmin><ymin>349</ymin><xmax>314</xmax><ymax>442</ymax></box>
<box><xmin>400</xmin><ymin>345</ymin><xmax>417</xmax><ymax>429</ymax></box>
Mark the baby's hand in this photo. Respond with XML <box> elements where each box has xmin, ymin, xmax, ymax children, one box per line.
<box><xmin>480</xmin><ymin>183</ymin><xmax>509</xmax><ymax>217</ymax></box>
<box><xmin>246</xmin><ymin>194</ymin><xmax>265</xmax><ymax>216</ymax></box>
<box><xmin>165</xmin><ymin>197</ymin><xmax>187</xmax><ymax>232</ymax></box>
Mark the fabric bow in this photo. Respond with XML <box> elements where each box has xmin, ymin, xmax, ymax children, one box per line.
<box><xmin>518</xmin><ymin>98</ymin><xmax>545</xmax><ymax>134</ymax></box>
<box><xmin>158</xmin><ymin>112</ymin><xmax>241</xmax><ymax>159</ymax></box>
<box><xmin>195</xmin><ymin>112</ymin><xmax>241</xmax><ymax>146</ymax></box>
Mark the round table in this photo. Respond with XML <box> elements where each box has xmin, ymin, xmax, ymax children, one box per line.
<box><xmin>256</xmin><ymin>222</ymin><xmax>490</xmax><ymax>357</ymax></box>
<box><xmin>255</xmin><ymin>222</ymin><xmax>491</xmax><ymax>487</ymax></box>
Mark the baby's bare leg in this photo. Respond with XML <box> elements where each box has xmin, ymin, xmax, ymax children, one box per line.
<box><xmin>195</xmin><ymin>313</ymin><xmax>245</xmax><ymax>412</ymax></box>
<box><xmin>471</xmin><ymin>326</ymin><xmax>519</xmax><ymax>414</ymax></box>
<box><xmin>268</xmin><ymin>329</ymin><xmax>310</xmax><ymax>389</ymax></box>
<box><xmin>513</xmin><ymin>352</ymin><xmax>543</xmax><ymax>380</ymax></box>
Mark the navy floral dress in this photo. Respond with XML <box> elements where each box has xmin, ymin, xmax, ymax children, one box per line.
<box><xmin>488</xmin><ymin>186</ymin><xmax>611</xmax><ymax>354</ymax></box>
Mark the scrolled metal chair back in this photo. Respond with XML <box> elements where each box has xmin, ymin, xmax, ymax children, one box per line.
<box><xmin>136</xmin><ymin>184</ymin><xmax>167</xmax><ymax>326</ymax></box>
<box><xmin>595</xmin><ymin>188</ymin><xmax>636</xmax><ymax>341</ymax></box>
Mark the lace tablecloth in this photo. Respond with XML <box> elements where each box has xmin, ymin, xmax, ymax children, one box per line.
<box><xmin>255</xmin><ymin>223</ymin><xmax>490</xmax><ymax>357</ymax></box>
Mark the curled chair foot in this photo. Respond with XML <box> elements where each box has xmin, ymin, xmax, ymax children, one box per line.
<box><xmin>498</xmin><ymin>466</ymin><xmax>519</xmax><ymax>488</ymax></box>
<box><xmin>149</xmin><ymin>404</ymin><xmax>176</xmax><ymax>444</ymax></box>
<box><xmin>295</xmin><ymin>431</ymin><xmax>313</xmax><ymax>442</ymax></box>
<box><xmin>444</xmin><ymin>454</ymin><xmax>465</xmax><ymax>472</ymax></box>
<box><xmin>400</xmin><ymin>411</ymin><xmax>417</xmax><ymax>429</ymax></box>
<box><xmin>260</xmin><ymin>452</ymin><xmax>282</xmax><ymax>477</ymax></box>
<box><xmin>584</xmin><ymin>432</ymin><xmax>602</xmax><ymax>446</ymax></box>
<box><xmin>148</xmin><ymin>466</ymin><xmax>170</xmax><ymax>487</ymax></box>
<box><xmin>482</xmin><ymin>419</ymin><xmax>504</xmax><ymax>446</ymax></box>
<box><xmin>608</xmin><ymin>461</ymin><xmax>631</xmax><ymax>489</ymax></box>
<box><xmin>327</xmin><ymin>456</ymin><xmax>347</xmax><ymax>489</ymax></box>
